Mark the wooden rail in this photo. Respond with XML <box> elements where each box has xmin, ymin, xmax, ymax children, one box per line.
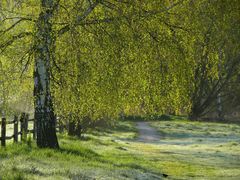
<box><xmin>0</xmin><ymin>113</ymin><xmax>36</xmax><ymax>147</ymax></box>
<box><xmin>0</xmin><ymin>113</ymin><xmax>63</xmax><ymax>147</ymax></box>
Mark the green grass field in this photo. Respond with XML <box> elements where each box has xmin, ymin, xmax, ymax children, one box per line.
<box><xmin>0</xmin><ymin>119</ymin><xmax>240</xmax><ymax>179</ymax></box>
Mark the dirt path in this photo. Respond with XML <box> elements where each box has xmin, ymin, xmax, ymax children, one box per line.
<box><xmin>136</xmin><ymin>121</ymin><xmax>160</xmax><ymax>142</ymax></box>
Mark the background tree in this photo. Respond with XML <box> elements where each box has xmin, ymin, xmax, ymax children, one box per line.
<box><xmin>187</xmin><ymin>0</ymin><xmax>240</xmax><ymax>120</ymax></box>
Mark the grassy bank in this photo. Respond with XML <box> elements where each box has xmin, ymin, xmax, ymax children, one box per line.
<box><xmin>0</xmin><ymin>121</ymin><xmax>163</xmax><ymax>180</ymax></box>
<box><xmin>0</xmin><ymin>119</ymin><xmax>240</xmax><ymax>179</ymax></box>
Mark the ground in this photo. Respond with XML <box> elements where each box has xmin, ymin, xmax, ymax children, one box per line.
<box><xmin>136</xmin><ymin>121</ymin><xmax>160</xmax><ymax>142</ymax></box>
<box><xmin>0</xmin><ymin>118</ymin><xmax>240</xmax><ymax>179</ymax></box>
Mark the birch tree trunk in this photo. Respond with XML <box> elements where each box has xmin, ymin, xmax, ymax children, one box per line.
<box><xmin>217</xmin><ymin>48</ymin><xmax>224</xmax><ymax>120</ymax></box>
<box><xmin>34</xmin><ymin>0</ymin><xmax>59</xmax><ymax>148</ymax></box>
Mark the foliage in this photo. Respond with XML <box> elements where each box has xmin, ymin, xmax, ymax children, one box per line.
<box><xmin>0</xmin><ymin>0</ymin><xmax>239</xmax><ymax>133</ymax></box>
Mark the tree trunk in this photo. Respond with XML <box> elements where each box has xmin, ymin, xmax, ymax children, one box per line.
<box><xmin>189</xmin><ymin>105</ymin><xmax>203</xmax><ymax>120</ymax></box>
<box><xmin>68</xmin><ymin>120</ymin><xmax>82</xmax><ymax>138</ymax></box>
<box><xmin>217</xmin><ymin>92</ymin><xmax>224</xmax><ymax>120</ymax></box>
<box><xmin>34</xmin><ymin>0</ymin><xmax>59</xmax><ymax>148</ymax></box>
<box><xmin>75</xmin><ymin>121</ymin><xmax>82</xmax><ymax>138</ymax></box>
<box><xmin>217</xmin><ymin>48</ymin><xmax>224</xmax><ymax>120</ymax></box>
<box><xmin>68</xmin><ymin>120</ymin><xmax>75</xmax><ymax>136</ymax></box>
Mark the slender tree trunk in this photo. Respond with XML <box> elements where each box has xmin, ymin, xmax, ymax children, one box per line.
<box><xmin>34</xmin><ymin>0</ymin><xmax>59</xmax><ymax>148</ymax></box>
<box><xmin>68</xmin><ymin>120</ymin><xmax>75</xmax><ymax>136</ymax></box>
<box><xmin>68</xmin><ymin>119</ymin><xmax>82</xmax><ymax>138</ymax></box>
<box><xmin>75</xmin><ymin>121</ymin><xmax>82</xmax><ymax>137</ymax></box>
<box><xmin>217</xmin><ymin>48</ymin><xmax>224</xmax><ymax>120</ymax></box>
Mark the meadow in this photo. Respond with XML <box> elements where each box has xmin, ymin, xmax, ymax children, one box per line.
<box><xmin>0</xmin><ymin>118</ymin><xmax>240</xmax><ymax>180</ymax></box>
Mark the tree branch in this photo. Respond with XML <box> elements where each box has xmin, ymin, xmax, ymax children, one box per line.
<box><xmin>0</xmin><ymin>17</ymin><xmax>34</xmax><ymax>36</ymax></box>
<box><xmin>0</xmin><ymin>32</ymin><xmax>32</xmax><ymax>53</ymax></box>
<box><xmin>58</xmin><ymin>0</ymin><xmax>100</xmax><ymax>36</ymax></box>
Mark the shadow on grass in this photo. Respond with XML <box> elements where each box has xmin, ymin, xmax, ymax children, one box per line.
<box><xmin>59</xmin><ymin>143</ymin><xmax>163</xmax><ymax>178</ymax></box>
<box><xmin>111</xmin><ymin>122</ymin><xmax>137</xmax><ymax>133</ymax></box>
<box><xmin>111</xmin><ymin>161</ymin><xmax>165</xmax><ymax>179</ymax></box>
<box><xmin>58</xmin><ymin>146</ymin><xmax>100</xmax><ymax>159</ymax></box>
<box><xmin>90</xmin><ymin>121</ymin><xmax>137</xmax><ymax>136</ymax></box>
<box><xmin>123</xmin><ymin>114</ymin><xmax>187</xmax><ymax>122</ymax></box>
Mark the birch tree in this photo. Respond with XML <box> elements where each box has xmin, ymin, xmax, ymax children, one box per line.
<box><xmin>34</xmin><ymin>0</ymin><xmax>59</xmax><ymax>148</ymax></box>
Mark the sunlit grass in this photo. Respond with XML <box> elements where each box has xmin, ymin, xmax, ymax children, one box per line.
<box><xmin>149</xmin><ymin>119</ymin><xmax>240</xmax><ymax>179</ymax></box>
<box><xmin>0</xmin><ymin>119</ymin><xmax>240</xmax><ymax>179</ymax></box>
<box><xmin>0</xmin><ymin>121</ymin><xmax>162</xmax><ymax>180</ymax></box>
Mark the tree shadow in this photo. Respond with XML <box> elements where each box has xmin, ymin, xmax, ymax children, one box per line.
<box><xmin>58</xmin><ymin>146</ymin><xmax>100</xmax><ymax>160</ymax></box>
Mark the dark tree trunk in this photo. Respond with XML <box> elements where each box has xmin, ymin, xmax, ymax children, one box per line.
<box><xmin>189</xmin><ymin>105</ymin><xmax>203</xmax><ymax>120</ymax></box>
<box><xmin>68</xmin><ymin>120</ymin><xmax>82</xmax><ymax>138</ymax></box>
<box><xmin>68</xmin><ymin>121</ymin><xmax>76</xmax><ymax>136</ymax></box>
<box><xmin>34</xmin><ymin>0</ymin><xmax>59</xmax><ymax>148</ymax></box>
<box><xmin>75</xmin><ymin>121</ymin><xmax>82</xmax><ymax>137</ymax></box>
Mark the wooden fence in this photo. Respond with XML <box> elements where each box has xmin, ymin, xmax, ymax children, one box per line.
<box><xmin>0</xmin><ymin>113</ymin><xmax>36</xmax><ymax>147</ymax></box>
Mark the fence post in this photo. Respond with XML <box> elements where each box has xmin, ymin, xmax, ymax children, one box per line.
<box><xmin>13</xmin><ymin>115</ymin><xmax>19</xmax><ymax>143</ymax></box>
<box><xmin>1</xmin><ymin>117</ymin><xmax>6</xmax><ymax>147</ymax></box>
<box><xmin>20</xmin><ymin>113</ymin><xmax>26</xmax><ymax>141</ymax></box>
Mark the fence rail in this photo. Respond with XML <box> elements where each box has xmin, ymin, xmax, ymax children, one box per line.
<box><xmin>0</xmin><ymin>113</ymin><xmax>36</xmax><ymax>147</ymax></box>
<box><xmin>0</xmin><ymin>113</ymin><xmax>65</xmax><ymax>147</ymax></box>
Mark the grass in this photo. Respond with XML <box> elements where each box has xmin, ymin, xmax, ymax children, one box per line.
<box><xmin>149</xmin><ymin>119</ymin><xmax>240</xmax><ymax>179</ymax></box>
<box><xmin>0</xmin><ymin>121</ymin><xmax>163</xmax><ymax>180</ymax></box>
<box><xmin>0</xmin><ymin>118</ymin><xmax>240</xmax><ymax>179</ymax></box>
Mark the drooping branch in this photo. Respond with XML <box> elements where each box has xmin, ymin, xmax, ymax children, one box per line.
<box><xmin>57</xmin><ymin>0</ymin><xmax>184</xmax><ymax>36</ymax></box>
<box><xmin>0</xmin><ymin>32</ymin><xmax>32</xmax><ymax>53</ymax></box>
<box><xmin>19</xmin><ymin>46</ymin><xmax>35</xmax><ymax>78</ymax></box>
<box><xmin>0</xmin><ymin>17</ymin><xmax>34</xmax><ymax>36</ymax></box>
<box><xmin>58</xmin><ymin>0</ymin><xmax>100</xmax><ymax>36</ymax></box>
